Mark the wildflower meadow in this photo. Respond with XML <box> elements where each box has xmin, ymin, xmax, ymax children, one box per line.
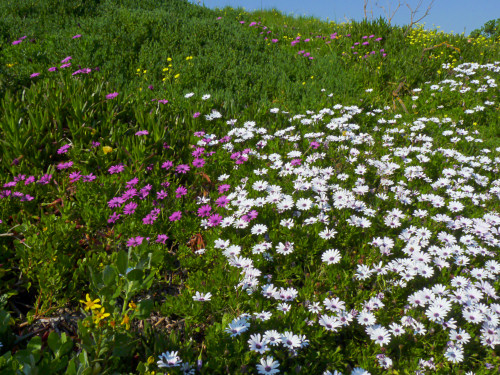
<box><xmin>0</xmin><ymin>0</ymin><xmax>499</xmax><ymax>374</ymax></box>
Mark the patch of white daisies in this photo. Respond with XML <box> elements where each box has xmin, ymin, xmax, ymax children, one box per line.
<box><xmin>158</xmin><ymin>61</ymin><xmax>500</xmax><ymax>374</ymax></box>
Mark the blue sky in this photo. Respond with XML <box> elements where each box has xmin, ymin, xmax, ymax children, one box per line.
<box><xmin>189</xmin><ymin>0</ymin><xmax>499</xmax><ymax>35</ymax></box>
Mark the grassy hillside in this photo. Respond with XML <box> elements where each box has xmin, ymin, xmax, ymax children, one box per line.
<box><xmin>0</xmin><ymin>0</ymin><xmax>499</xmax><ymax>374</ymax></box>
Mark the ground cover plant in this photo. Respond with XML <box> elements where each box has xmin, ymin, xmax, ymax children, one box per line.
<box><xmin>0</xmin><ymin>0</ymin><xmax>499</xmax><ymax>374</ymax></box>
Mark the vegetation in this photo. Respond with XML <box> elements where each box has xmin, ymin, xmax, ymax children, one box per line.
<box><xmin>0</xmin><ymin>0</ymin><xmax>499</xmax><ymax>374</ymax></box>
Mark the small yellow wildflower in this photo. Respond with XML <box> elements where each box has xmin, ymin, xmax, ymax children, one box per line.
<box><xmin>121</xmin><ymin>314</ymin><xmax>130</xmax><ymax>330</ymax></box>
<box><xmin>163</xmin><ymin>68</ymin><xmax>169</xmax><ymax>72</ymax></box>
<box><xmin>80</xmin><ymin>294</ymin><xmax>102</xmax><ymax>311</ymax></box>
<box><xmin>143</xmin><ymin>70</ymin><xmax>147</xmax><ymax>74</ymax></box>
<box><xmin>103</xmin><ymin>146</ymin><xmax>113</xmax><ymax>154</ymax></box>
<box><xmin>93</xmin><ymin>307</ymin><xmax>110</xmax><ymax>324</ymax></box>
<box><xmin>167</xmin><ymin>57</ymin><xmax>172</xmax><ymax>62</ymax></box>
<box><xmin>174</xmin><ymin>74</ymin><xmax>180</xmax><ymax>79</ymax></box>
<box><xmin>136</xmin><ymin>68</ymin><xmax>141</xmax><ymax>72</ymax></box>
<box><xmin>147</xmin><ymin>356</ymin><xmax>155</xmax><ymax>365</ymax></box>
<box><xmin>129</xmin><ymin>301</ymin><xmax>137</xmax><ymax>310</ymax></box>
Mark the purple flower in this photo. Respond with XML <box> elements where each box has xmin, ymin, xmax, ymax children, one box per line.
<box><xmin>91</xmin><ymin>141</ymin><xmax>100</xmax><ymax>148</ymax></box>
<box><xmin>60</xmin><ymin>63</ymin><xmax>71</xmax><ymax>69</ymax></box>
<box><xmin>175</xmin><ymin>186</ymin><xmax>188</xmax><ymax>198</ymax></box>
<box><xmin>37</xmin><ymin>174</ymin><xmax>52</xmax><ymax>185</ymax></box>
<box><xmin>57</xmin><ymin>161</ymin><xmax>73</xmax><ymax>170</ymax></box>
<box><xmin>139</xmin><ymin>185</ymin><xmax>152</xmax><ymax>199</ymax></box>
<box><xmin>197</xmin><ymin>205</ymin><xmax>212</xmax><ymax>217</ymax></box>
<box><xmin>108</xmin><ymin>212</ymin><xmax>121</xmax><ymax>224</ymax></box>
<box><xmin>192</xmin><ymin>158</ymin><xmax>205</xmax><ymax>168</ymax></box>
<box><xmin>69</xmin><ymin>171</ymin><xmax>81</xmax><ymax>182</ymax></box>
<box><xmin>158</xmin><ymin>99</ymin><xmax>168</xmax><ymax>104</ymax></box>
<box><xmin>122</xmin><ymin>188</ymin><xmax>137</xmax><ymax>201</ymax></box>
<box><xmin>108</xmin><ymin>164</ymin><xmax>124</xmax><ymax>174</ymax></box>
<box><xmin>61</xmin><ymin>56</ymin><xmax>72</xmax><ymax>63</ymax></box>
<box><xmin>156</xmin><ymin>234</ymin><xmax>169</xmax><ymax>244</ymax></box>
<box><xmin>73</xmin><ymin>34</ymin><xmax>82</xmax><ymax>39</ymax></box>
<box><xmin>215</xmin><ymin>195</ymin><xmax>228</xmax><ymax>207</ymax></box>
<box><xmin>157</xmin><ymin>190</ymin><xmax>168</xmax><ymax>200</ymax></box>
<box><xmin>161</xmin><ymin>160</ymin><xmax>173</xmax><ymax>170</ymax></box>
<box><xmin>193</xmin><ymin>112</ymin><xmax>201</xmax><ymax>118</ymax></box>
<box><xmin>192</xmin><ymin>147</ymin><xmax>205</xmax><ymax>157</ymax></box>
<box><xmin>208</xmin><ymin>214</ymin><xmax>223</xmax><ymax>227</ymax></box>
<box><xmin>169</xmin><ymin>211</ymin><xmax>182</xmax><ymax>222</ymax></box>
<box><xmin>108</xmin><ymin>197</ymin><xmax>125</xmax><ymax>208</ymax></box>
<box><xmin>12</xmin><ymin>40</ymin><xmax>22</xmax><ymax>45</ymax></box>
<box><xmin>48</xmin><ymin>67</ymin><xmax>58</xmax><ymax>72</ymax></box>
<box><xmin>30</xmin><ymin>73</ymin><xmax>40</xmax><ymax>78</ymax></box>
<box><xmin>135</xmin><ymin>130</ymin><xmax>149</xmax><ymax>136</ymax></box>
<box><xmin>106</xmin><ymin>92</ymin><xmax>119</xmax><ymax>100</ymax></box>
<box><xmin>58</xmin><ymin>144</ymin><xmax>71</xmax><ymax>154</ymax></box>
<box><xmin>218</xmin><ymin>184</ymin><xmax>230</xmax><ymax>194</ymax></box>
<box><xmin>83</xmin><ymin>174</ymin><xmax>96</xmax><ymax>182</ymax></box>
<box><xmin>126</xmin><ymin>177</ymin><xmax>139</xmax><ymax>187</ymax></box>
<box><xmin>175</xmin><ymin>164</ymin><xmax>190</xmax><ymax>174</ymax></box>
<box><xmin>126</xmin><ymin>236</ymin><xmax>144</xmax><ymax>247</ymax></box>
<box><xmin>148</xmin><ymin>85</ymin><xmax>154</xmax><ymax>90</ymax></box>
<box><xmin>123</xmin><ymin>202</ymin><xmax>138</xmax><ymax>215</ymax></box>
<box><xmin>272</xmin><ymin>39</ymin><xmax>278</xmax><ymax>43</ymax></box>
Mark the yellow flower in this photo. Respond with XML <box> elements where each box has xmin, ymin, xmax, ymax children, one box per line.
<box><xmin>136</xmin><ymin>68</ymin><xmax>141</xmax><ymax>72</ymax></box>
<box><xmin>174</xmin><ymin>74</ymin><xmax>180</xmax><ymax>79</ymax></box>
<box><xmin>103</xmin><ymin>146</ymin><xmax>113</xmax><ymax>154</ymax></box>
<box><xmin>163</xmin><ymin>68</ymin><xmax>169</xmax><ymax>72</ymax></box>
<box><xmin>80</xmin><ymin>294</ymin><xmax>102</xmax><ymax>311</ymax></box>
<box><xmin>143</xmin><ymin>70</ymin><xmax>147</xmax><ymax>74</ymax></box>
<box><xmin>93</xmin><ymin>307</ymin><xmax>110</xmax><ymax>324</ymax></box>
<box><xmin>129</xmin><ymin>301</ymin><xmax>137</xmax><ymax>310</ymax></box>
<box><xmin>7</xmin><ymin>63</ymin><xmax>15</xmax><ymax>68</ymax></box>
<box><xmin>147</xmin><ymin>356</ymin><xmax>155</xmax><ymax>365</ymax></box>
<box><xmin>185</xmin><ymin>56</ymin><xmax>193</xmax><ymax>60</ymax></box>
<box><xmin>121</xmin><ymin>314</ymin><xmax>130</xmax><ymax>330</ymax></box>
<box><xmin>167</xmin><ymin>57</ymin><xmax>172</xmax><ymax>62</ymax></box>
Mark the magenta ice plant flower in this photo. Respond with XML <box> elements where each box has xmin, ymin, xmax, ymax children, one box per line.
<box><xmin>108</xmin><ymin>164</ymin><xmax>124</xmax><ymax>174</ymax></box>
<box><xmin>126</xmin><ymin>236</ymin><xmax>144</xmax><ymax>247</ymax></box>
<box><xmin>106</xmin><ymin>92</ymin><xmax>119</xmax><ymax>100</ymax></box>
<box><xmin>169</xmin><ymin>211</ymin><xmax>182</xmax><ymax>222</ymax></box>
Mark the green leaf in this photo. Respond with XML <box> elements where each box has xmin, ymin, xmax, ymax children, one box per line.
<box><xmin>103</xmin><ymin>265</ymin><xmax>116</xmax><ymax>286</ymax></box>
<box><xmin>47</xmin><ymin>331</ymin><xmax>61</xmax><ymax>355</ymax></box>
<box><xmin>116</xmin><ymin>251</ymin><xmax>129</xmax><ymax>276</ymax></box>
<box><xmin>135</xmin><ymin>299</ymin><xmax>153</xmax><ymax>319</ymax></box>
<box><xmin>126</xmin><ymin>268</ymin><xmax>143</xmax><ymax>282</ymax></box>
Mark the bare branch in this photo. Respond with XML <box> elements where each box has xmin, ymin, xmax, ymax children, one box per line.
<box><xmin>404</xmin><ymin>0</ymin><xmax>435</xmax><ymax>37</ymax></box>
<box><xmin>376</xmin><ymin>0</ymin><xmax>402</xmax><ymax>25</ymax></box>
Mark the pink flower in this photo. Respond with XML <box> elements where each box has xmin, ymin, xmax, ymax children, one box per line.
<box><xmin>135</xmin><ymin>130</ymin><xmax>149</xmax><ymax>136</ymax></box>
<box><xmin>218</xmin><ymin>184</ymin><xmax>230</xmax><ymax>194</ymax></box>
<box><xmin>58</xmin><ymin>144</ymin><xmax>71</xmax><ymax>154</ymax></box>
<box><xmin>12</xmin><ymin>40</ymin><xmax>22</xmax><ymax>45</ymax></box>
<box><xmin>57</xmin><ymin>161</ymin><xmax>73</xmax><ymax>170</ymax></box>
<box><xmin>48</xmin><ymin>67</ymin><xmax>58</xmax><ymax>72</ymax></box>
<box><xmin>61</xmin><ymin>56</ymin><xmax>72</xmax><ymax>63</ymax></box>
<box><xmin>124</xmin><ymin>202</ymin><xmax>138</xmax><ymax>215</ymax></box>
<box><xmin>208</xmin><ymin>214</ymin><xmax>223</xmax><ymax>227</ymax></box>
<box><xmin>162</xmin><ymin>160</ymin><xmax>173</xmax><ymax>170</ymax></box>
<box><xmin>126</xmin><ymin>236</ymin><xmax>144</xmax><ymax>247</ymax></box>
<box><xmin>108</xmin><ymin>164</ymin><xmax>124</xmax><ymax>174</ymax></box>
<box><xmin>30</xmin><ymin>73</ymin><xmax>40</xmax><ymax>78</ymax></box>
<box><xmin>156</xmin><ymin>234</ymin><xmax>169</xmax><ymax>244</ymax></box>
<box><xmin>175</xmin><ymin>164</ymin><xmax>190</xmax><ymax>174</ymax></box>
<box><xmin>175</xmin><ymin>186</ymin><xmax>188</xmax><ymax>198</ymax></box>
<box><xmin>73</xmin><ymin>34</ymin><xmax>82</xmax><ymax>39</ymax></box>
<box><xmin>192</xmin><ymin>158</ymin><xmax>205</xmax><ymax>168</ymax></box>
<box><xmin>106</xmin><ymin>92</ymin><xmax>119</xmax><ymax>100</ymax></box>
<box><xmin>215</xmin><ymin>196</ymin><xmax>229</xmax><ymax>207</ymax></box>
<box><xmin>193</xmin><ymin>112</ymin><xmax>201</xmax><ymax>118</ymax></box>
<box><xmin>169</xmin><ymin>211</ymin><xmax>182</xmax><ymax>222</ymax></box>
<box><xmin>197</xmin><ymin>205</ymin><xmax>212</xmax><ymax>217</ymax></box>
